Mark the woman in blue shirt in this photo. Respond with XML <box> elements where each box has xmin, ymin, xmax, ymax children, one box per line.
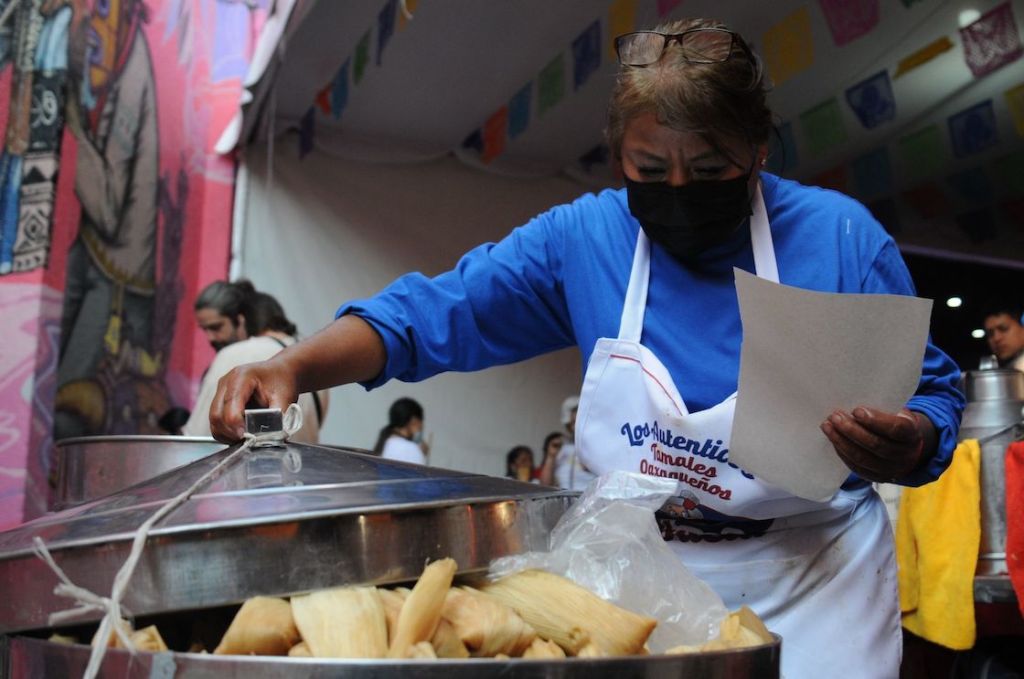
<box><xmin>210</xmin><ymin>18</ymin><xmax>962</xmax><ymax>678</ymax></box>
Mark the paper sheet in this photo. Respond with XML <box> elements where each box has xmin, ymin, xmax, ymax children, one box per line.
<box><xmin>729</xmin><ymin>268</ymin><xmax>933</xmax><ymax>501</ymax></box>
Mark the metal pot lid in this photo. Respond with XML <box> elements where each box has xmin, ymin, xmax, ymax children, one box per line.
<box><xmin>0</xmin><ymin>414</ymin><xmax>573</xmax><ymax>634</ymax></box>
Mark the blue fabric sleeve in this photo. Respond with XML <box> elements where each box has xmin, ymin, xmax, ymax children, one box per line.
<box><xmin>861</xmin><ymin>240</ymin><xmax>966</xmax><ymax>486</ymax></box>
<box><xmin>336</xmin><ymin>206</ymin><xmax>577</xmax><ymax>389</ymax></box>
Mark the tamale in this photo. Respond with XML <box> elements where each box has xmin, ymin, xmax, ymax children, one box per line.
<box><xmin>288</xmin><ymin>642</ymin><xmax>312</xmax><ymax>657</ymax></box>
<box><xmin>666</xmin><ymin>607</ymin><xmax>772</xmax><ymax>654</ymax></box>
<box><xmin>385</xmin><ymin>587</ymin><xmax>468</xmax><ymax>658</ymax></box>
<box><xmin>576</xmin><ymin>642</ymin><xmax>607</xmax><ymax>658</ymax></box>
<box><xmin>291</xmin><ymin>586</ymin><xmax>388</xmax><ymax>658</ymax></box>
<box><xmin>406</xmin><ymin>641</ymin><xmax>438</xmax><ymax>659</ymax></box>
<box><xmin>481</xmin><ymin>570</ymin><xmax>656</xmax><ymax>656</ymax></box>
<box><xmin>441</xmin><ymin>586</ymin><xmax>536</xmax><ymax>657</ymax></box>
<box><xmin>129</xmin><ymin>625</ymin><xmax>169</xmax><ymax>653</ymax></box>
<box><xmin>522</xmin><ymin>638</ymin><xmax>566</xmax><ymax>659</ymax></box>
<box><xmin>47</xmin><ymin>634</ymin><xmax>77</xmax><ymax>645</ymax></box>
<box><xmin>214</xmin><ymin>596</ymin><xmax>300</xmax><ymax>656</ymax></box>
<box><xmin>388</xmin><ymin>558</ymin><xmax>457</xmax><ymax>658</ymax></box>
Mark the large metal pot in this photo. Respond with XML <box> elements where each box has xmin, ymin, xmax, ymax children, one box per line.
<box><xmin>2</xmin><ymin>414</ymin><xmax>780</xmax><ymax>678</ymax></box>
<box><xmin>959</xmin><ymin>369</ymin><xmax>1024</xmax><ymax>576</ymax></box>
<box><xmin>53</xmin><ymin>435</ymin><xmax>224</xmax><ymax>510</ymax></box>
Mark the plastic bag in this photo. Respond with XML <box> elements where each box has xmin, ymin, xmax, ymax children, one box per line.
<box><xmin>489</xmin><ymin>471</ymin><xmax>728</xmax><ymax>651</ymax></box>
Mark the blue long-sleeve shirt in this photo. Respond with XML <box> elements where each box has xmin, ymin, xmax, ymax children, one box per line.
<box><xmin>339</xmin><ymin>173</ymin><xmax>964</xmax><ymax>486</ymax></box>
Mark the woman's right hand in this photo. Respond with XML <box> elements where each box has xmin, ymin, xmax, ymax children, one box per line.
<box><xmin>209</xmin><ymin>359</ymin><xmax>299</xmax><ymax>442</ymax></box>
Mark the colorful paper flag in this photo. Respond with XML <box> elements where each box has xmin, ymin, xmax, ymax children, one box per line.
<box><xmin>1005</xmin><ymin>83</ymin><xmax>1024</xmax><ymax>137</ymax></box>
<box><xmin>960</xmin><ymin>2</ymin><xmax>1023</xmax><ymax>78</ymax></box>
<box><xmin>818</xmin><ymin>0</ymin><xmax>880</xmax><ymax>47</ymax></box>
<box><xmin>315</xmin><ymin>84</ymin><xmax>331</xmax><ymax>115</ymax></box>
<box><xmin>946</xmin><ymin>167</ymin><xmax>993</xmax><ymax>206</ymax></box>
<box><xmin>811</xmin><ymin>165</ymin><xmax>849</xmax><ymax>193</ymax></box>
<box><xmin>354</xmin><ymin>31</ymin><xmax>370</xmax><ymax>84</ymax></box>
<box><xmin>538</xmin><ymin>53</ymin><xmax>566</xmax><ymax>115</ymax></box>
<box><xmin>845</xmin><ymin>70</ymin><xmax>895</xmax><ymax>129</ymax></box>
<box><xmin>955</xmin><ymin>207</ymin><xmax>997</xmax><ymax>243</ymax></box>
<box><xmin>330</xmin><ymin>59</ymin><xmax>350</xmax><ymax>120</ymax></box>
<box><xmin>894</xmin><ymin>36</ymin><xmax>954</xmax><ymax>78</ymax></box>
<box><xmin>609</xmin><ymin>0</ymin><xmax>637</xmax><ymax>59</ymax></box>
<box><xmin>398</xmin><ymin>0</ymin><xmax>418</xmax><ymax>30</ymax></box>
<box><xmin>901</xmin><ymin>183</ymin><xmax>952</xmax><ymax>219</ymax></box>
<box><xmin>657</xmin><ymin>0</ymin><xmax>682</xmax><ymax>17</ymax></box>
<box><xmin>377</xmin><ymin>0</ymin><xmax>397</xmax><ymax>66</ymax></box>
<box><xmin>482</xmin><ymin>106</ymin><xmax>509</xmax><ymax>163</ymax></box>
<box><xmin>299</xmin><ymin>107</ymin><xmax>315</xmax><ymax>159</ymax></box>
<box><xmin>762</xmin><ymin>7</ymin><xmax>815</xmax><ymax>87</ymax></box>
<box><xmin>867</xmin><ymin>198</ymin><xmax>901</xmax><ymax>234</ymax></box>
<box><xmin>800</xmin><ymin>98</ymin><xmax>847</xmax><ymax>156</ymax></box>
<box><xmin>948</xmin><ymin>100</ymin><xmax>998</xmax><ymax>158</ymax></box>
<box><xmin>992</xmin><ymin>150</ymin><xmax>1024</xmax><ymax>195</ymax></box>
<box><xmin>765</xmin><ymin>121</ymin><xmax>798</xmax><ymax>174</ymax></box>
<box><xmin>897</xmin><ymin>125</ymin><xmax>946</xmax><ymax>180</ymax></box>
<box><xmin>508</xmin><ymin>82</ymin><xmax>532</xmax><ymax>140</ymax></box>
<box><xmin>461</xmin><ymin>128</ymin><xmax>483</xmax><ymax>153</ymax></box>
<box><xmin>573</xmin><ymin>20</ymin><xmax>602</xmax><ymax>90</ymax></box>
<box><xmin>851</xmin><ymin>147</ymin><xmax>892</xmax><ymax>199</ymax></box>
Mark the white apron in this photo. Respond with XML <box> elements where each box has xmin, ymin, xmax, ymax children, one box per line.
<box><xmin>575</xmin><ymin>186</ymin><xmax>901</xmax><ymax>679</ymax></box>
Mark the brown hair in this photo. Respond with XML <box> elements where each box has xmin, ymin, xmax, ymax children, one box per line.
<box><xmin>606</xmin><ymin>18</ymin><xmax>772</xmax><ymax>166</ymax></box>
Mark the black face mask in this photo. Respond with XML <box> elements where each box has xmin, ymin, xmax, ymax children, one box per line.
<box><xmin>625</xmin><ymin>173</ymin><xmax>754</xmax><ymax>262</ymax></box>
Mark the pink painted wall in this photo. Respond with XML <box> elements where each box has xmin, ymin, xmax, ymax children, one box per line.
<box><xmin>0</xmin><ymin>0</ymin><xmax>265</xmax><ymax>529</ymax></box>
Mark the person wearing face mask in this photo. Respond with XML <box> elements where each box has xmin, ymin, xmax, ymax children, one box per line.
<box><xmin>208</xmin><ymin>18</ymin><xmax>963</xmax><ymax>678</ymax></box>
<box><xmin>373</xmin><ymin>397</ymin><xmax>429</xmax><ymax>465</ymax></box>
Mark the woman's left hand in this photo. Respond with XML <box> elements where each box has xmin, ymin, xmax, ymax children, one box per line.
<box><xmin>820</xmin><ymin>407</ymin><xmax>936</xmax><ymax>483</ymax></box>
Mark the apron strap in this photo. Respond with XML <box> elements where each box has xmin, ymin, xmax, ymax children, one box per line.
<box><xmin>617</xmin><ymin>182</ymin><xmax>777</xmax><ymax>343</ymax></box>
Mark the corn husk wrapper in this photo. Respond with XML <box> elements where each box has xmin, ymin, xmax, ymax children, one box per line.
<box><xmin>482</xmin><ymin>570</ymin><xmax>656</xmax><ymax>656</ymax></box>
<box><xmin>47</xmin><ymin>634</ymin><xmax>78</xmax><ymax>645</ymax></box>
<box><xmin>288</xmin><ymin>642</ymin><xmax>312</xmax><ymax>657</ymax></box>
<box><xmin>388</xmin><ymin>558</ymin><xmax>457</xmax><ymax>658</ymax></box>
<box><xmin>129</xmin><ymin>626</ymin><xmax>170</xmax><ymax>653</ymax></box>
<box><xmin>291</xmin><ymin>586</ymin><xmax>388</xmax><ymax>658</ymax></box>
<box><xmin>522</xmin><ymin>638</ymin><xmax>566</xmax><ymax>659</ymax></box>
<box><xmin>405</xmin><ymin>641</ymin><xmax>437</xmax><ymax>659</ymax></box>
<box><xmin>385</xmin><ymin>587</ymin><xmax>468</xmax><ymax>658</ymax></box>
<box><xmin>441</xmin><ymin>586</ymin><xmax>536</xmax><ymax>657</ymax></box>
<box><xmin>666</xmin><ymin>607</ymin><xmax>772</xmax><ymax>654</ymax></box>
<box><xmin>214</xmin><ymin>596</ymin><xmax>300</xmax><ymax>656</ymax></box>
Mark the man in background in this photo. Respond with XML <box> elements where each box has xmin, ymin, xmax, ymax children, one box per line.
<box><xmin>982</xmin><ymin>300</ymin><xmax>1024</xmax><ymax>372</ymax></box>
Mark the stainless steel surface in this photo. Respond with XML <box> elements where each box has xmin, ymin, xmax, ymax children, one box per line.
<box><xmin>2</xmin><ymin>635</ymin><xmax>781</xmax><ymax>678</ymax></box>
<box><xmin>959</xmin><ymin>370</ymin><xmax>1024</xmax><ymax>576</ymax></box>
<box><xmin>974</xmin><ymin>575</ymin><xmax>1019</xmax><ymax>604</ymax></box>
<box><xmin>53</xmin><ymin>436</ymin><xmax>225</xmax><ymax>510</ymax></box>
<box><xmin>0</xmin><ymin>441</ymin><xmax>573</xmax><ymax>634</ymax></box>
<box><xmin>962</xmin><ymin>369</ymin><xmax>1024</xmax><ymax>407</ymax></box>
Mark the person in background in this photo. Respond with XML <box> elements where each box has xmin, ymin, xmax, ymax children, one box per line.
<box><xmin>209</xmin><ymin>18</ymin><xmax>964</xmax><ymax>678</ymax></box>
<box><xmin>536</xmin><ymin>431</ymin><xmax>564</xmax><ymax>486</ymax></box>
<box><xmin>982</xmin><ymin>300</ymin><xmax>1024</xmax><ymax>371</ymax></box>
<box><xmin>373</xmin><ymin>397</ymin><xmax>429</xmax><ymax>464</ymax></box>
<box><xmin>183</xmin><ymin>287</ymin><xmax>327</xmax><ymax>443</ymax></box>
<box><xmin>551</xmin><ymin>396</ymin><xmax>596</xmax><ymax>490</ymax></box>
<box><xmin>193</xmin><ymin>280</ymin><xmax>253</xmax><ymax>352</ymax></box>
<box><xmin>505</xmin><ymin>445</ymin><xmax>536</xmax><ymax>482</ymax></box>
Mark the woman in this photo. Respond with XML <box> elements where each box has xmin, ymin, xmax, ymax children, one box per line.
<box><xmin>506</xmin><ymin>445</ymin><xmax>536</xmax><ymax>482</ymax></box>
<box><xmin>373</xmin><ymin>397</ymin><xmax>428</xmax><ymax>465</ymax></box>
<box><xmin>209</xmin><ymin>19</ymin><xmax>962</xmax><ymax>677</ymax></box>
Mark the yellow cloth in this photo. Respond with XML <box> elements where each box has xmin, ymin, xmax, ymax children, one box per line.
<box><xmin>895</xmin><ymin>439</ymin><xmax>981</xmax><ymax>650</ymax></box>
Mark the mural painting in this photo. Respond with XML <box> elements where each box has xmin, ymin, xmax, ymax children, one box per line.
<box><xmin>0</xmin><ymin>0</ymin><xmax>264</xmax><ymax>528</ymax></box>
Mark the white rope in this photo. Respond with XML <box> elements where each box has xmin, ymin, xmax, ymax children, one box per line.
<box><xmin>32</xmin><ymin>404</ymin><xmax>304</xmax><ymax>679</ymax></box>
